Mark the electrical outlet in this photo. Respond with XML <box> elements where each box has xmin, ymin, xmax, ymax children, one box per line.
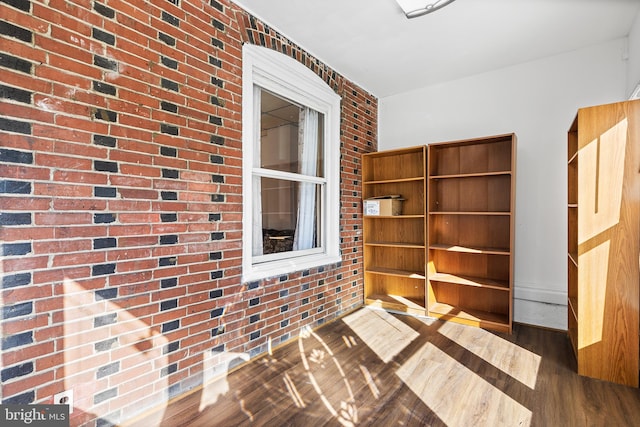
<box><xmin>54</xmin><ymin>389</ymin><xmax>74</xmax><ymax>414</ymax></box>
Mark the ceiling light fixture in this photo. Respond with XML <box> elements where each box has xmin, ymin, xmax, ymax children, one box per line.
<box><xmin>396</xmin><ymin>0</ymin><xmax>457</xmax><ymax>18</ymax></box>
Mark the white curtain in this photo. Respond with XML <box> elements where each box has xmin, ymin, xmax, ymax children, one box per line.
<box><xmin>252</xmin><ymin>86</ymin><xmax>264</xmax><ymax>256</ymax></box>
<box><xmin>293</xmin><ymin>108</ymin><xmax>319</xmax><ymax>250</ymax></box>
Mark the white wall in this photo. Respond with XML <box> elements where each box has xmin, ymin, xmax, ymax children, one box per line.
<box><xmin>379</xmin><ymin>39</ymin><xmax>628</xmax><ymax>330</ymax></box>
<box><xmin>627</xmin><ymin>10</ymin><xmax>640</xmax><ymax>97</ymax></box>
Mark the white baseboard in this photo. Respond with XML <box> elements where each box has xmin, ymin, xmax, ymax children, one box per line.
<box><xmin>514</xmin><ymin>298</ymin><xmax>567</xmax><ymax>330</ymax></box>
<box><xmin>513</xmin><ymin>283</ymin><xmax>567</xmax><ymax>330</ymax></box>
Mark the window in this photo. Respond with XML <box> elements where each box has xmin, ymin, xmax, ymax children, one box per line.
<box><xmin>242</xmin><ymin>45</ymin><xmax>341</xmax><ymax>282</ymax></box>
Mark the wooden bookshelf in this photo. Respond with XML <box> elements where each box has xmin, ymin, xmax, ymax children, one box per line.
<box><xmin>427</xmin><ymin>134</ymin><xmax>516</xmax><ymax>333</ymax></box>
<box><xmin>567</xmin><ymin>99</ymin><xmax>639</xmax><ymax>387</ymax></box>
<box><xmin>362</xmin><ymin>146</ymin><xmax>428</xmax><ymax>315</ymax></box>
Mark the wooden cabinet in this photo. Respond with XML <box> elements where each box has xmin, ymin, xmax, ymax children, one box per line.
<box><xmin>427</xmin><ymin>134</ymin><xmax>516</xmax><ymax>333</ymax></box>
<box><xmin>362</xmin><ymin>146</ymin><xmax>427</xmax><ymax>316</ymax></box>
<box><xmin>567</xmin><ymin>99</ymin><xmax>639</xmax><ymax>387</ymax></box>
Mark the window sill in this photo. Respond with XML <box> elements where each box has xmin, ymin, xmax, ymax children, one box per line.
<box><xmin>243</xmin><ymin>253</ymin><xmax>342</xmax><ymax>283</ymax></box>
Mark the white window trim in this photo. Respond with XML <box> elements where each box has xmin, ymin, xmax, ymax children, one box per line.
<box><xmin>241</xmin><ymin>44</ymin><xmax>342</xmax><ymax>283</ymax></box>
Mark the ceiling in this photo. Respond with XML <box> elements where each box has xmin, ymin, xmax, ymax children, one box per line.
<box><xmin>233</xmin><ymin>0</ymin><xmax>640</xmax><ymax>98</ymax></box>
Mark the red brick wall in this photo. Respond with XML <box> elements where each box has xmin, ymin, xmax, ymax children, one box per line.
<box><xmin>0</xmin><ymin>0</ymin><xmax>377</xmax><ymax>425</ymax></box>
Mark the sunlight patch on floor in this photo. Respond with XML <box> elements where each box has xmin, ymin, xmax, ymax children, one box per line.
<box><xmin>436</xmin><ymin>320</ymin><xmax>541</xmax><ymax>389</ymax></box>
<box><xmin>298</xmin><ymin>326</ymin><xmax>358</xmax><ymax>426</ymax></box>
<box><xmin>342</xmin><ymin>307</ymin><xmax>419</xmax><ymax>363</ymax></box>
<box><xmin>397</xmin><ymin>342</ymin><xmax>532</xmax><ymax>427</ymax></box>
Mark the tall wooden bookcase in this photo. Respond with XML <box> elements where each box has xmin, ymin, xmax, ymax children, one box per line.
<box><xmin>567</xmin><ymin>99</ymin><xmax>639</xmax><ymax>387</ymax></box>
<box><xmin>362</xmin><ymin>146</ymin><xmax>427</xmax><ymax>316</ymax></box>
<box><xmin>427</xmin><ymin>134</ymin><xmax>516</xmax><ymax>333</ymax></box>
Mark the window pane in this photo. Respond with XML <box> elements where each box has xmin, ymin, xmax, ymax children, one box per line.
<box><xmin>260</xmin><ymin>89</ymin><xmax>324</xmax><ymax>178</ymax></box>
<box><xmin>254</xmin><ymin>177</ymin><xmax>322</xmax><ymax>256</ymax></box>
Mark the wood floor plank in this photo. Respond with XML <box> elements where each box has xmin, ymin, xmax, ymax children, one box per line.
<box><xmin>125</xmin><ymin>307</ymin><xmax>640</xmax><ymax>427</ymax></box>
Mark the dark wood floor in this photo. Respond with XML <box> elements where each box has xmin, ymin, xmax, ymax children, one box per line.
<box><xmin>127</xmin><ymin>307</ymin><xmax>640</xmax><ymax>427</ymax></box>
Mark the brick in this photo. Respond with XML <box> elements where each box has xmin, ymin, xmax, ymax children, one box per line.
<box><xmin>93</xmin><ymin>135</ymin><xmax>117</xmax><ymax>148</ymax></box>
<box><xmin>209</xmin><ymin>154</ymin><xmax>223</xmax><ymax>164</ymax></box>
<box><xmin>160</xmin><ymin>101</ymin><xmax>178</xmax><ymax>113</ymax></box>
<box><xmin>2</xmin><ymin>331</ymin><xmax>33</xmax><ymax>350</ymax></box>
<box><xmin>209</xmin><ymin>56</ymin><xmax>222</xmax><ymax>68</ymax></box>
<box><xmin>163</xmin><ymin>341</ymin><xmax>179</xmax><ymax>355</ymax></box>
<box><xmin>93</xmin><ymin>81</ymin><xmax>117</xmax><ymax>96</ymax></box>
<box><xmin>94</xmin><ymin>160</ymin><xmax>118</xmax><ymax>172</ymax></box>
<box><xmin>2</xmin><ymin>390</ymin><xmax>34</xmax><ymax>404</ymax></box>
<box><xmin>161</xmin><ymin>78</ymin><xmax>179</xmax><ymax>92</ymax></box>
<box><xmin>96</xmin><ymin>361</ymin><xmax>120</xmax><ymax>379</ymax></box>
<box><xmin>0</xmin><ymin>212</ymin><xmax>31</xmax><ymax>225</ymax></box>
<box><xmin>210</xmin><ymin>76</ymin><xmax>224</xmax><ymax>88</ymax></box>
<box><xmin>211</xmin><ymin>37</ymin><xmax>223</xmax><ymax>49</ymax></box>
<box><xmin>0</xmin><ymin>20</ymin><xmax>32</xmax><ymax>43</ymax></box>
<box><xmin>209</xmin><ymin>135</ymin><xmax>226</xmax><ymax>146</ymax></box>
<box><xmin>0</xmin><ymin>118</ymin><xmax>31</xmax><ymax>135</ymax></box>
<box><xmin>94</xmin><ymin>313</ymin><xmax>117</xmax><ymax>327</ymax></box>
<box><xmin>92</xmin><ymin>27</ymin><xmax>115</xmax><ymax>45</ymax></box>
<box><xmin>161</xmin><ymin>56</ymin><xmax>178</xmax><ymax>69</ymax></box>
<box><xmin>94</xmin><ymin>2</ymin><xmax>115</xmax><ymax>18</ymax></box>
<box><xmin>1</xmin><ymin>302</ymin><xmax>32</xmax><ymax>320</ymax></box>
<box><xmin>160</xmin><ymin>123</ymin><xmax>178</xmax><ymax>135</ymax></box>
<box><xmin>92</xmin><ymin>263</ymin><xmax>116</xmax><ymax>276</ymax></box>
<box><xmin>162</xmin><ymin>168</ymin><xmax>179</xmax><ymax>179</ymax></box>
<box><xmin>161</xmin><ymin>11</ymin><xmax>179</xmax><ymax>27</ymax></box>
<box><xmin>0</xmin><ymin>83</ymin><xmax>31</xmax><ymax>103</ymax></box>
<box><xmin>0</xmin><ymin>52</ymin><xmax>32</xmax><ymax>73</ymax></box>
<box><xmin>93</xmin><ymin>237</ymin><xmax>118</xmax><ymax>249</ymax></box>
<box><xmin>94</xmin><ymin>213</ymin><xmax>116</xmax><ymax>224</ymax></box>
<box><xmin>211</xmin><ymin>18</ymin><xmax>224</xmax><ymax>31</ymax></box>
<box><xmin>93</xmin><ymin>108</ymin><xmax>117</xmax><ymax>122</ymax></box>
<box><xmin>162</xmin><ymin>319</ymin><xmax>179</xmax><ymax>332</ymax></box>
<box><xmin>53</xmin><ymin>169</ymin><xmax>107</xmax><ymax>186</ymax></box>
<box><xmin>1</xmin><ymin>361</ymin><xmax>33</xmax><ymax>382</ymax></box>
<box><xmin>34</xmin><ymin>182</ymin><xmax>92</xmax><ymax>198</ymax></box>
<box><xmin>161</xmin><ymin>277</ymin><xmax>177</xmax><ymax>288</ymax></box>
<box><xmin>95</xmin><ymin>187</ymin><xmax>117</xmax><ymax>198</ymax></box>
<box><xmin>160</xmin><ymin>146</ymin><xmax>177</xmax><ymax>159</ymax></box>
<box><xmin>158</xmin><ymin>32</ymin><xmax>175</xmax><ymax>46</ymax></box>
<box><xmin>160</xmin><ymin>299</ymin><xmax>178</xmax><ymax>311</ymax></box>
<box><xmin>160</xmin><ymin>235</ymin><xmax>178</xmax><ymax>245</ymax></box>
<box><xmin>1</xmin><ymin>242</ymin><xmax>31</xmax><ymax>256</ymax></box>
<box><xmin>95</xmin><ymin>337</ymin><xmax>118</xmax><ymax>352</ymax></box>
<box><xmin>160</xmin><ymin>363</ymin><xmax>177</xmax><ymax>377</ymax></box>
<box><xmin>95</xmin><ymin>288</ymin><xmax>118</xmax><ymax>300</ymax></box>
<box><xmin>1</xmin><ymin>0</ymin><xmax>31</xmax><ymax>12</ymax></box>
<box><xmin>1</xmin><ymin>272</ymin><xmax>31</xmax><ymax>289</ymax></box>
<box><xmin>94</xmin><ymin>387</ymin><xmax>117</xmax><ymax>404</ymax></box>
